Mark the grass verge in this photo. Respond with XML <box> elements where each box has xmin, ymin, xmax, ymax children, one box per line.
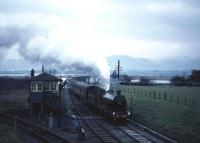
<box><xmin>118</xmin><ymin>85</ymin><xmax>200</xmax><ymax>143</ymax></box>
<box><xmin>0</xmin><ymin>121</ymin><xmax>25</xmax><ymax>143</ymax></box>
<box><xmin>131</xmin><ymin>98</ymin><xmax>200</xmax><ymax>143</ymax></box>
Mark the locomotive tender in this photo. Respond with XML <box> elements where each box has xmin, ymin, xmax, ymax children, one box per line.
<box><xmin>68</xmin><ymin>79</ymin><xmax>130</xmax><ymax>123</ymax></box>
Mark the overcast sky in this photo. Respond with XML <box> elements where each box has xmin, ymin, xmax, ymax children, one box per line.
<box><xmin>0</xmin><ymin>0</ymin><xmax>200</xmax><ymax>60</ymax></box>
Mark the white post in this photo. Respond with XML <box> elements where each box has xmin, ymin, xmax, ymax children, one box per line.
<box><xmin>49</xmin><ymin>112</ymin><xmax>53</xmax><ymax>128</ymax></box>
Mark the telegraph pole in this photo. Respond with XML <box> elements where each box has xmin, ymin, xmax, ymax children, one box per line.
<box><xmin>116</xmin><ymin>60</ymin><xmax>122</xmax><ymax>80</ymax></box>
<box><xmin>115</xmin><ymin>60</ymin><xmax>122</xmax><ymax>91</ymax></box>
<box><xmin>117</xmin><ymin>60</ymin><xmax>120</xmax><ymax>80</ymax></box>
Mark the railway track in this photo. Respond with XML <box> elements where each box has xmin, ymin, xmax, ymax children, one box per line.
<box><xmin>117</xmin><ymin>125</ymin><xmax>153</xmax><ymax>143</ymax></box>
<box><xmin>0</xmin><ymin>112</ymin><xmax>69</xmax><ymax>143</ymax></box>
<box><xmin>96</xmin><ymin>118</ymin><xmax>154</xmax><ymax>143</ymax></box>
<box><xmin>70</xmin><ymin>94</ymin><xmax>120</xmax><ymax>143</ymax></box>
<box><xmin>97</xmin><ymin>116</ymin><xmax>177</xmax><ymax>143</ymax></box>
<box><xmin>70</xmin><ymin>93</ymin><xmax>177</xmax><ymax>143</ymax></box>
<box><xmin>71</xmin><ymin>93</ymin><xmax>152</xmax><ymax>143</ymax></box>
<box><xmin>126</xmin><ymin>120</ymin><xmax>177</xmax><ymax>143</ymax></box>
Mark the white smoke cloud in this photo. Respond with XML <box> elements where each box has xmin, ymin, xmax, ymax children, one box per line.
<box><xmin>0</xmin><ymin>13</ymin><xmax>110</xmax><ymax>81</ymax></box>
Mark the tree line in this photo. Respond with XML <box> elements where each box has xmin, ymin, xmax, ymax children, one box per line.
<box><xmin>0</xmin><ymin>77</ymin><xmax>27</xmax><ymax>90</ymax></box>
<box><xmin>171</xmin><ymin>70</ymin><xmax>200</xmax><ymax>85</ymax></box>
<box><xmin>119</xmin><ymin>70</ymin><xmax>200</xmax><ymax>87</ymax></box>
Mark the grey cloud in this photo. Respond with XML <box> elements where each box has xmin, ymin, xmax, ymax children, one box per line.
<box><xmin>106</xmin><ymin>0</ymin><xmax>200</xmax><ymax>44</ymax></box>
<box><xmin>0</xmin><ymin>25</ymin><xmax>36</xmax><ymax>48</ymax></box>
<box><xmin>1</xmin><ymin>0</ymin><xmax>200</xmax><ymax>44</ymax></box>
<box><xmin>0</xmin><ymin>0</ymin><xmax>49</xmax><ymax>13</ymax></box>
<box><xmin>0</xmin><ymin>26</ymin><xmax>22</xmax><ymax>47</ymax></box>
<box><xmin>0</xmin><ymin>0</ymin><xmax>71</xmax><ymax>16</ymax></box>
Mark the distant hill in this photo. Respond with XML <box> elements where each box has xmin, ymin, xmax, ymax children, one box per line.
<box><xmin>107</xmin><ymin>55</ymin><xmax>200</xmax><ymax>71</ymax></box>
<box><xmin>1</xmin><ymin>56</ymin><xmax>200</xmax><ymax>77</ymax></box>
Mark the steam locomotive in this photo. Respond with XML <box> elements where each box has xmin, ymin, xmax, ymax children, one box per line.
<box><xmin>68</xmin><ymin>79</ymin><xmax>130</xmax><ymax>123</ymax></box>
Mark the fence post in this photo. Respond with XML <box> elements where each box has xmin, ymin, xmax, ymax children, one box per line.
<box><xmin>159</xmin><ymin>93</ymin><xmax>161</xmax><ymax>99</ymax></box>
<box><xmin>131</xmin><ymin>96</ymin><xmax>133</xmax><ymax>119</ymax></box>
<box><xmin>184</xmin><ymin>97</ymin><xmax>187</xmax><ymax>105</ymax></box>
<box><xmin>154</xmin><ymin>91</ymin><xmax>156</xmax><ymax>99</ymax></box>
<box><xmin>177</xmin><ymin>96</ymin><xmax>179</xmax><ymax>103</ymax></box>
<box><xmin>164</xmin><ymin>92</ymin><xmax>166</xmax><ymax>100</ymax></box>
<box><xmin>193</xmin><ymin>98</ymin><xmax>195</xmax><ymax>106</ymax></box>
<box><xmin>149</xmin><ymin>91</ymin><xmax>151</xmax><ymax>98</ymax></box>
<box><xmin>171</xmin><ymin>94</ymin><xmax>173</xmax><ymax>101</ymax></box>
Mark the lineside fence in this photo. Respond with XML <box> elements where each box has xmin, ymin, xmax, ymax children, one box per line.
<box><xmin>113</xmin><ymin>85</ymin><xmax>200</xmax><ymax>108</ymax></box>
<box><xmin>120</xmin><ymin>82</ymin><xmax>200</xmax><ymax>87</ymax></box>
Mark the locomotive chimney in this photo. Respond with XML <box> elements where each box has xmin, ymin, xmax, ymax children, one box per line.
<box><xmin>31</xmin><ymin>69</ymin><xmax>35</xmax><ymax>77</ymax></box>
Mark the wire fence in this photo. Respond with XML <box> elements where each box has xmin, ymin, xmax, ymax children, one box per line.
<box><xmin>117</xmin><ymin>85</ymin><xmax>200</xmax><ymax>108</ymax></box>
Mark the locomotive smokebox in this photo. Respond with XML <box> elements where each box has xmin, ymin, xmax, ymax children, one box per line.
<box><xmin>117</xmin><ymin>90</ymin><xmax>121</xmax><ymax>96</ymax></box>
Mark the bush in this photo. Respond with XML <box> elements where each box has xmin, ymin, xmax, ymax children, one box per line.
<box><xmin>188</xmin><ymin>70</ymin><xmax>200</xmax><ymax>83</ymax></box>
<box><xmin>139</xmin><ymin>77</ymin><xmax>150</xmax><ymax>85</ymax></box>
<box><xmin>171</xmin><ymin>76</ymin><xmax>186</xmax><ymax>85</ymax></box>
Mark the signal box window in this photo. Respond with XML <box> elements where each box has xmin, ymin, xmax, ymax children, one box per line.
<box><xmin>44</xmin><ymin>82</ymin><xmax>49</xmax><ymax>90</ymax></box>
<box><xmin>51</xmin><ymin>82</ymin><xmax>57</xmax><ymax>90</ymax></box>
<box><xmin>37</xmin><ymin>83</ymin><xmax>42</xmax><ymax>91</ymax></box>
<box><xmin>31</xmin><ymin>83</ymin><xmax>37</xmax><ymax>92</ymax></box>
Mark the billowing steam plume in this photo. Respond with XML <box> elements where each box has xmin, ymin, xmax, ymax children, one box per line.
<box><xmin>0</xmin><ymin>14</ymin><xmax>110</xmax><ymax>89</ymax></box>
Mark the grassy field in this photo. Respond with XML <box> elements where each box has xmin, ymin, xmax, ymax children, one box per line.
<box><xmin>119</xmin><ymin>85</ymin><xmax>200</xmax><ymax>107</ymax></box>
<box><xmin>0</xmin><ymin>89</ymin><xmax>28</xmax><ymax>105</ymax></box>
<box><xmin>0</xmin><ymin>122</ymin><xmax>24</xmax><ymax>143</ymax></box>
<box><xmin>116</xmin><ymin>85</ymin><xmax>200</xmax><ymax>143</ymax></box>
